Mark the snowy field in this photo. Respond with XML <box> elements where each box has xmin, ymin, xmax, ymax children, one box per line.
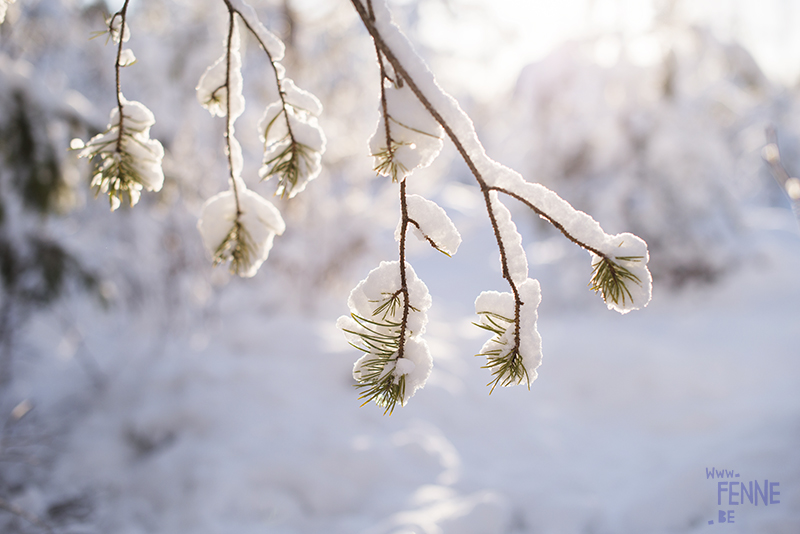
<box><xmin>8</xmin><ymin>202</ymin><xmax>797</xmax><ymax>534</ymax></box>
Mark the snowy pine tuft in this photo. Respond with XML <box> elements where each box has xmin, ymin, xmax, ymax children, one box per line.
<box><xmin>370</xmin><ymin>79</ymin><xmax>444</xmax><ymax>181</ymax></box>
<box><xmin>474</xmin><ymin>279</ymin><xmax>543</xmax><ymax>391</ymax></box>
<box><xmin>197</xmin><ymin>188</ymin><xmax>285</xmax><ymax>278</ymax></box>
<box><xmin>71</xmin><ymin>98</ymin><xmax>164</xmax><ymax>211</ymax></box>
<box><xmin>337</xmin><ymin>261</ymin><xmax>433</xmax><ymax>414</ymax></box>
<box><xmin>258</xmin><ymin>77</ymin><xmax>326</xmax><ymax>198</ymax></box>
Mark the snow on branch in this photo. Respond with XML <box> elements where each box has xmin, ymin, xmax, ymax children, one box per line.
<box><xmin>337</xmin><ymin>261</ymin><xmax>433</xmax><ymax>414</ymax></box>
<box><xmin>71</xmin><ymin>0</ymin><xmax>164</xmax><ymax>211</ymax></box>
<box><xmin>196</xmin><ymin>0</ymin><xmax>324</xmax><ymax>276</ymax></box>
<box><xmin>342</xmin><ymin>0</ymin><xmax>652</xmax><ymax>410</ymax></box>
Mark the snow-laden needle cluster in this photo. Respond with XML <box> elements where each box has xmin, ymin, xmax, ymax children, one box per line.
<box><xmin>71</xmin><ymin>5</ymin><xmax>164</xmax><ymax>211</ymax></box>
<box><xmin>337</xmin><ymin>261</ymin><xmax>433</xmax><ymax>414</ymax></box>
<box><xmin>195</xmin><ymin>0</ymin><xmax>324</xmax><ymax>276</ymax></box>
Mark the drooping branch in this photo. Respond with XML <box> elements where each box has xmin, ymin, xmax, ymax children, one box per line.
<box><xmin>222</xmin><ymin>7</ymin><xmax>242</xmax><ymax>217</ymax></box>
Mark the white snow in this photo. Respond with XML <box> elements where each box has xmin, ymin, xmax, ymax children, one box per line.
<box><xmin>196</xmin><ymin>187</ymin><xmax>286</xmax><ymax>278</ymax></box>
<box><xmin>369</xmin><ymin>82</ymin><xmax>444</xmax><ymax>180</ymax></box>
<box><xmin>339</xmin><ymin>261</ymin><xmax>434</xmax><ymax>403</ymax></box>
<box><xmin>118</xmin><ymin>48</ymin><xmax>135</xmax><ymax>67</ymax></box>
<box><xmin>196</xmin><ymin>18</ymin><xmax>244</xmax><ymax>120</ymax></box>
<box><xmin>226</xmin><ymin>0</ymin><xmax>285</xmax><ymax>62</ymax></box>
<box><xmin>72</xmin><ymin>97</ymin><xmax>165</xmax><ymax>207</ymax></box>
<box><xmin>397</xmin><ymin>194</ymin><xmax>462</xmax><ymax>256</ymax></box>
<box><xmin>474</xmin><ymin>278</ymin><xmax>543</xmax><ymax>387</ymax></box>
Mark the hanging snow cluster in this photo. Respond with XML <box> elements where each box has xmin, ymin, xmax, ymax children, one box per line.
<box><xmin>195</xmin><ymin>1</ymin><xmax>324</xmax><ymax>277</ymax></box>
<box><xmin>71</xmin><ymin>13</ymin><xmax>164</xmax><ymax>211</ymax></box>
<box><xmin>370</xmin><ymin>74</ymin><xmax>444</xmax><ymax>181</ymax></box>
<box><xmin>337</xmin><ymin>261</ymin><xmax>433</xmax><ymax>413</ymax></box>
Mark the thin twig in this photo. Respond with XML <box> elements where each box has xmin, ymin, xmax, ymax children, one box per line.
<box><xmin>113</xmin><ymin>0</ymin><xmax>131</xmax><ymax>155</ymax></box>
<box><xmin>222</xmin><ymin>7</ymin><xmax>242</xmax><ymax>218</ymax></box>
<box><xmin>222</xmin><ymin>0</ymin><xmax>297</xmax><ymax>165</ymax></box>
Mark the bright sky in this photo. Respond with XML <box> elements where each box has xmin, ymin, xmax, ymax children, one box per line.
<box><xmin>413</xmin><ymin>0</ymin><xmax>800</xmax><ymax>99</ymax></box>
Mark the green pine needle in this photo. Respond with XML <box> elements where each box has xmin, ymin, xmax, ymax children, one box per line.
<box><xmin>372</xmin><ymin>142</ymin><xmax>409</xmax><ymax>182</ymax></box>
<box><xmin>212</xmin><ymin>219</ymin><xmax>256</xmax><ymax>276</ymax></box>
<box><xmin>589</xmin><ymin>255</ymin><xmax>643</xmax><ymax>306</ymax></box>
<box><xmin>262</xmin><ymin>138</ymin><xmax>316</xmax><ymax>198</ymax></box>
<box><xmin>79</xmin><ymin>134</ymin><xmax>149</xmax><ymax>210</ymax></box>
<box><xmin>345</xmin><ymin>291</ymin><xmax>416</xmax><ymax>415</ymax></box>
<box><xmin>473</xmin><ymin>311</ymin><xmax>529</xmax><ymax>393</ymax></box>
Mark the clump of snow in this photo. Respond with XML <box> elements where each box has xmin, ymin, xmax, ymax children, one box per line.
<box><xmin>72</xmin><ymin>97</ymin><xmax>165</xmax><ymax>210</ymax></box>
<box><xmin>258</xmin><ymin>78</ymin><xmax>326</xmax><ymax>198</ymax></box>
<box><xmin>593</xmin><ymin>232</ymin><xmax>652</xmax><ymax>314</ymax></box>
<box><xmin>197</xmin><ymin>187</ymin><xmax>286</xmax><ymax>278</ymax></box>
<box><xmin>196</xmin><ymin>18</ymin><xmax>244</xmax><ymax>120</ymax></box>
<box><xmin>118</xmin><ymin>48</ymin><xmax>136</xmax><ymax>67</ymax></box>
<box><xmin>369</xmin><ymin>82</ymin><xmax>444</xmax><ymax>180</ymax></box>
<box><xmin>338</xmin><ymin>261</ymin><xmax>433</xmax><ymax>403</ymax></box>
<box><xmin>227</xmin><ymin>0</ymin><xmax>285</xmax><ymax>61</ymax></box>
<box><xmin>475</xmin><ymin>278</ymin><xmax>542</xmax><ymax>387</ymax></box>
<box><xmin>397</xmin><ymin>194</ymin><xmax>462</xmax><ymax>256</ymax></box>
<box><xmin>108</xmin><ymin>12</ymin><xmax>129</xmax><ymax>43</ymax></box>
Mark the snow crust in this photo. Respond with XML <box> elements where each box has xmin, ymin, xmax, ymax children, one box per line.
<box><xmin>197</xmin><ymin>188</ymin><xmax>286</xmax><ymax>278</ymax></box>
<box><xmin>488</xmin><ymin>191</ymin><xmax>527</xmax><ymax>284</ymax></box>
<box><xmin>0</xmin><ymin>0</ymin><xmax>13</xmax><ymax>25</ymax></box>
<box><xmin>227</xmin><ymin>0</ymin><xmax>285</xmax><ymax>61</ymax></box>
<box><xmin>397</xmin><ymin>194</ymin><xmax>461</xmax><ymax>256</ymax></box>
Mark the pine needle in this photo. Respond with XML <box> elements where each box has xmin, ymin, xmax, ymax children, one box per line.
<box><xmin>473</xmin><ymin>311</ymin><xmax>529</xmax><ymax>393</ymax></box>
<box><xmin>589</xmin><ymin>255</ymin><xmax>643</xmax><ymax>306</ymax></box>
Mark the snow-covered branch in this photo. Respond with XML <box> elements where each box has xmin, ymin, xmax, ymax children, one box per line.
<box><xmin>71</xmin><ymin>1</ymin><xmax>164</xmax><ymax>211</ymax></box>
<box><xmin>344</xmin><ymin>0</ymin><xmax>652</xmax><ymax>406</ymax></box>
<box><xmin>196</xmin><ymin>0</ymin><xmax>324</xmax><ymax>277</ymax></box>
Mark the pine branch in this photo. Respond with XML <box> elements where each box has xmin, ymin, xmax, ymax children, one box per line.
<box><xmin>223</xmin><ymin>0</ymin><xmax>314</xmax><ymax>198</ymax></box>
<box><xmin>222</xmin><ymin>7</ymin><xmax>243</xmax><ymax>218</ymax></box>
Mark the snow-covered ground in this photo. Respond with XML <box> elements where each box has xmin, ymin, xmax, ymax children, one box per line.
<box><xmin>8</xmin><ymin>200</ymin><xmax>798</xmax><ymax>534</ymax></box>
